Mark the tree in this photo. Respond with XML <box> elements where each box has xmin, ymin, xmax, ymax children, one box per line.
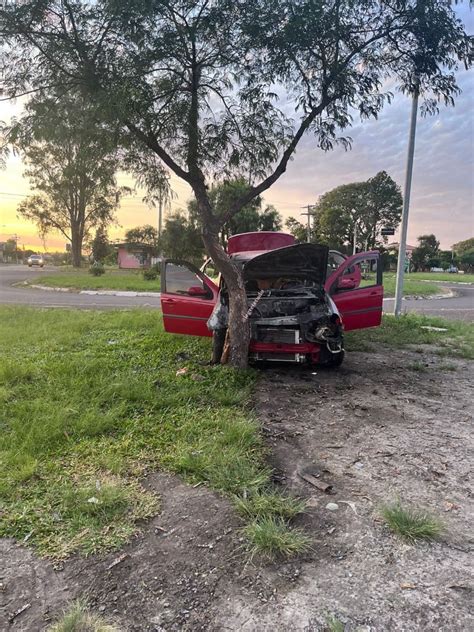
<box><xmin>452</xmin><ymin>238</ymin><xmax>474</xmax><ymax>257</ymax></box>
<box><xmin>1</xmin><ymin>1</ymin><xmax>470</xmax><ymax>366</ymax></box>
<box><xmin>411</xmin><ymin>234</ymin><xmax>440</xmax><ymax>271</ymax></box>
<box><xmin>159</xmin><ymin>213</ymin><xmax>204</xmax><ymax>264</ymax></box>
<box><xmin>10</xmin><ymin>95</ymin><xmax>121</xmax><ymax>267</ymax></box>
<box><xmin>458</xmin><ymin>249</ymin><xmax>474</xmax><ymax>273</ymax></box>
<box><xmin>125</xmin><ymin>225</ymin><xmax>159</xmax><ymax>249</ymax></box>
<box><xmin>3</xmin><ymin>238</ymin><xmax>18</xmax><ymax>262</ymax></box>
<box><xmin>188</xmin><ymin>178</ymin><xmax>282</xmax><ymax>243</ymax></box>
<box><xmin>314</xmin><ymin>171</ymin><xmax>402</xmax><ymax>250</ymax></box>
<box><xmin>91</xmin><ymin>227</ymin><xmax>111</xmax><ymax>263</ymax></box>
<box><xmin>285</xmin><ymin>217</ymin><xmax>309</xmax><ymax>244</ymax></box>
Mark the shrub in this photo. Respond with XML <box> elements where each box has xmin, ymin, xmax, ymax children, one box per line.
<box><xmin>143</xmin><ymin>263</ymin><xmax>160</xmax><ymax>281</ymax></box>
<box><xmin>89</xmin><ymin>261</ymin><xmax>105</xmax><ymax>276</ymax></box>
<box><xmin>143</xmin><ymin>268</ymin><xmax>157</xmax><ymax>281</ymax></box>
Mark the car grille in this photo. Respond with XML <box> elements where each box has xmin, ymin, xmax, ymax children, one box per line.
<box><xmin>255</xmin><ymin>327</ymin><xmax>300</xmax><ymax>344</ymax></box>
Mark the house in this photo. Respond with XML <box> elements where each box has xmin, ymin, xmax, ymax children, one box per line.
<box><xmin>387</xmin><ymin>242</ymin><xmax>416</xmax><ymax>258</ymax></box>
<box><xmin>116</xmin><ymin>242</ymin><xmax>154</xmax><ymax>269</ymax></box>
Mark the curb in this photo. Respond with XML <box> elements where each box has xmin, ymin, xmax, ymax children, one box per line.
<box><xmin>383</xmin><ymin>288</ymin><xmax>456</xmax><ymax>301</ymax></box>
<box><xmin>26</xmin><ymin>283</ymin><xmax>161</xmax><ymax>298</ymax></box>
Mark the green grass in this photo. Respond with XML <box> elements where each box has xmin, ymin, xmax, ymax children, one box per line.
<box><xmin>234</xmin><ymin>489</ymin><xmax>306</xmax><ymax>520</ymax></box>
<box><xmin>381</xmin><ymin>504</ymin><xmax>443</xmax><ymax>542</ymax></box>
<box><xmin>31</xmin><ymin>267</ymin><xmax>161</xmax><ymax>292</ymax></box>
<box><xmin>243</xmin><ymin>516</ymin><xmax>311</xmax><ymax>560</ymax></box>
<box><xmin>48</xmin><ymin>600</ymin><xmax>120</xmax><ymax>632</ymax></box>
<box><xmin>407</xmin><ymin>272</ymin><xmax>474</xmax><ymax>284</ymax></box>
<box><xmin>325</xmin><ymin>615</ymin><xmax>345</xmax><ymax>632</ymax></box>
<box><xmin>0</xmin><ymin>307</ymin><xmax>305</xmax><ymax>559</ymax></box>
<box><xmin>345</xmin><ymin>314</ymin><xmax>474</xmax><ymax>359</ymax></box>
<box><xmin>381</xmin><ymin>273</ymin><xmax>444</xmax><ymax>297</ymax></box>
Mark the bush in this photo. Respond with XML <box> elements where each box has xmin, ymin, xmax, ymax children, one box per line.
<box><xmin>143</xmin><ymin>263</ymin><xmax>160</xmax><ymax>281</ymax></box>
<box><xmin>89</xmin><ymin>261</ymin><xmax>105</xmax><ymax>276</ymax></box>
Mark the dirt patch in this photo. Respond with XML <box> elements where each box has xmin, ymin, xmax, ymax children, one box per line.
<box><xmin>2</xmin><ymin>348</ymin><xmax>473</xmax><ymax>631</ymax></box>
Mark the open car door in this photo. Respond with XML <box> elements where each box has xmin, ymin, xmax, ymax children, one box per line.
<box><xmin>161</xmin><ymin>260</ymin><xmax>218</xmax><ymax>337</ymax></box>
<box><xmin>325</xmin><ymin>252</ymin><xmax>383</xmax><ymax>332</ymax></box>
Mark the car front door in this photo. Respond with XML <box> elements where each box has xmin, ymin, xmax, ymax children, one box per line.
<box><xmin>161</xmin><ymin>260</ymin><xmax>218</xmax><ymax>337</ymax></box>
<box><xmin>325</xmin><ymin>252</ymin><xmax>383</xmax><ymax>331</ymax></box>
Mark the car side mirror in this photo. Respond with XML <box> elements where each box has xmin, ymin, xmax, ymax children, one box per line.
<box><xmin>337</xmin><ymin>276</ymin><xmax>357</xmax><ymax>290</ymax></box>
<box><xmin>188</xmin><ymin>285</ymin><xmax>209</xmax><ymax>297</ymax></box>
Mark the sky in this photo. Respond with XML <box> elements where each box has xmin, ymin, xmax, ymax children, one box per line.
<box><xmin>0</xmin><ymin>10</ymin><xmax>473</xmax><ymax>253</ymax></box>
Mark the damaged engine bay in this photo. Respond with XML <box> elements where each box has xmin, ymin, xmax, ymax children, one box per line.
<box><xmin>245</xmin><ymin>283</ymin><xmax>343</xmax><ymax>363</ymax></box>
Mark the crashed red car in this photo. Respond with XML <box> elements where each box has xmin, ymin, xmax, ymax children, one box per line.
<box><xmin>160</xmin><ymin>232</ymin><xmax>383</xmax><ymax>367</ymax></box>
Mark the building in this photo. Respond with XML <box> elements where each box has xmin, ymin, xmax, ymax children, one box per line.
<box><xmin>116</xmin><ymin>242</ymin><xmax>154</xmax><ymax>269</ymax></box>
<box><xmin>387</xmin><ymin>242</ymin><xmax>416</xmax><ymax>258</ymax></box>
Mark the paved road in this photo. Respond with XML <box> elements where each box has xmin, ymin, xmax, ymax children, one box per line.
<box><xmin>0</xmin><ymin>265</ymin><xmax>162</xmax><ymax>310</ymax></box>
<box><xmin>1</xmin><ymin>265</ymin><xmax>473</xmax><ymax>320</ymax></box>
<box><xmin>383</xmin><ymin>283</ymin><xmax>474</xmax><ymax>321</ymax></box>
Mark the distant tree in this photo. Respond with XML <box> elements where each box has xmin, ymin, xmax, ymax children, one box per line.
<box><xmin>11</xmin><ymin>95</ymin><xmax>121</xmax><ymax>267</ymax></box>
<box><xmin>452</xmin><ymin>238</ymin><xmax>474</xmax><ymax>272</ymax></box>
<box><xmin>125</xmin><ymin>225</ymin><xmax>158</xmax><ymax>249</ymax></box>
<box><xmin>3</xmin><ymin>238</ymin><xmax>18</xmax><ymax>261</ymax></box>
<box><xmin>411</xmin><ymin>234</ymin><xmax>441</xmax><ymax>271</ymax></box>
<box><xmin>285</xmin><ymin>217</ymin><xmax>309</xmax><ymax>244</ymax></box>
<box><xmin>314</xmin><ymin>171</ymin><xmax>402</xmax><ymax>250</ymax></box>
<box><xmin>452</xmin><ymin>238</ymin><xmax>474</xmax><ymax>257</ymax></box>
<box><xmin>459</xmin><ymin>249</ymin><xmax>474</xmax><ymax>273</ymax></box>
<box><xmin>1</xmin><ymin>0</ymin><xmax>470</xmax><ymax>366</ymax></box>
<box><xmin>91</xmin><ymin>227</ymin><xmax>111</xmax><ymax>263</ymax></box>
<box><xmin>188</xmin><ymin>178</ymin><xmax>282</xmax><ymax>243</ymax></box>
<box><xmin>159</xmin><ymin>214</ymin><xmax>204</xmax><ymax>265</ymax></box>
<box><xmin>438</xmin><ymin>250</ymin><xmax>455</xmax><ymax>269</ymax></box>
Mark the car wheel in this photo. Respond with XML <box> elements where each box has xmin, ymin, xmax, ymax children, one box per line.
<box><xmin>28</xmin><ymin>265</ymin><xmax>32</xmax><ymax>267</ymax></box>
<box><xmin>329</xmin><ymin>350</ymin><xmax>345</xmax><ymax>367</ymax></box>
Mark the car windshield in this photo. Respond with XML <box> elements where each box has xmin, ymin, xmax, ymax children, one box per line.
<box><xmin>31</xmin><ymin>255</ymin><xmax>42</xmax><ymax>259</ymax></box>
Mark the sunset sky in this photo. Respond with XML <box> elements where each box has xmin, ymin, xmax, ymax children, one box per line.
<box><xmin>1</xmin><ymin>7</ymin><xmax>472</xmax><ymax>253</ymax></box>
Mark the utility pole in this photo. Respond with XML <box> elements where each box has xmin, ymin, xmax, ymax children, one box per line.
<box><xmin>394</xmin><ymin>80</ymin><xmax>419</xmax><ymax>317</ymax></box>
<box><xmin>301</xmin><ymin>205</ymin><xmax>314</xmax><ymax>243</ymax></box>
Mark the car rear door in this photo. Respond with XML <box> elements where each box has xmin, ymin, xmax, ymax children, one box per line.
<box><xmin>325</xmin><ymin>252</ymin><xmax>383</xmax><ymax>331</ymax></box>
<box><xmin>161</xmin><ymin>260</ymin><xmax>218</xmax><ymax>337</ymax></box>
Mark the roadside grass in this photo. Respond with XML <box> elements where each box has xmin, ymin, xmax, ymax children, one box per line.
<box><xmin>381</xmin><ymin>273</ymin><xmax>442</xmax><ymax>298</ymax></box>
<box><xmin>407</xmin><ymin>272</ymin><xmax>474</xmax><ymax>284</ymax></box>
<box><xmin>30</xmin><ymin>267</ymin><xmax>161</xmax><ymax>292</ymax></box>
<box><xmin>345</xmin><ymin>314</ymin><xmax>474</xmax><ymax>359</ymax></box>
<box><xmin>243</xmin><ymin>516</ymin><xmax>311</xmax><ymax>560</ymax></box>
<box><xmin>381</xmin><ymin>504</ymin><xmax>443</xmax><ymax>542</ymax></box>
<box><xmin>0</xmin><ymin>307</ymin><xmax>305</xmax><ymax>559</ymax></box>
<box><xmin>47</xmin><ymin>600</ymin><xmax>120</xmax><ymax>632</ymax></box>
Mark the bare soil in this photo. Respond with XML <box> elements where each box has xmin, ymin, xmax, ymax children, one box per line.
<box><xmin>2</xmin><ymin>348</ymin><xmax>473</xmax><ymax>631</ymax></box>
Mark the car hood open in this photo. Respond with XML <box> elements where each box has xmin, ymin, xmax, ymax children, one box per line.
<box><xmin>243</xmin><ymin>243</ymin><xmax>329</xmax><ymax>286</ymax></box>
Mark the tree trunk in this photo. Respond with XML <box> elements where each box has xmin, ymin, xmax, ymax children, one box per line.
<box><xmin>200</xmin><ymin>226</ymin><xmax>250</xmax><ymax>368</ymax></box>
<box><xmin>71</xmin><ymin>226</ymin><xmax>83</xmax><ymax>268</ymax></box>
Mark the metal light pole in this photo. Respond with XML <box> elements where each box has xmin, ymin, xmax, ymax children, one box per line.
<box><xmin>394</xmin><ymin>81</ymin><xmax>419</xmax><ymax>317</ymax></box>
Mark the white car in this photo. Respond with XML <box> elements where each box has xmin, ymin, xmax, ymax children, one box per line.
<box><xmin>27</xmin><ymin>255</ymin><xmax>44</xmax><ymax>267</ymax></box>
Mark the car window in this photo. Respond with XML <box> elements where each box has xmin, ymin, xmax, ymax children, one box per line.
<box><xmin>165</xmin><ymin>262</ymin><xmax>210</xmax><ymax>296</ymax></box>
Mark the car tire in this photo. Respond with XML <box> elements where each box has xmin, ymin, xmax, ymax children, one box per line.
<box><xmin>328</xmin><ymin>350</ymin><xmax>345</xmax><ymax>367</ymax></box>
<box><xmin>28</xmin><ymin>265</ymin><xmax>32</xmax><ymax>267</ymax></box>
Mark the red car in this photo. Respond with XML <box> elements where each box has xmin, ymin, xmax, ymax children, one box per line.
<box><xmin>160</xmin><ymin>232</ymin><xmax>382</xmax><ymax>367</ymax></box>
